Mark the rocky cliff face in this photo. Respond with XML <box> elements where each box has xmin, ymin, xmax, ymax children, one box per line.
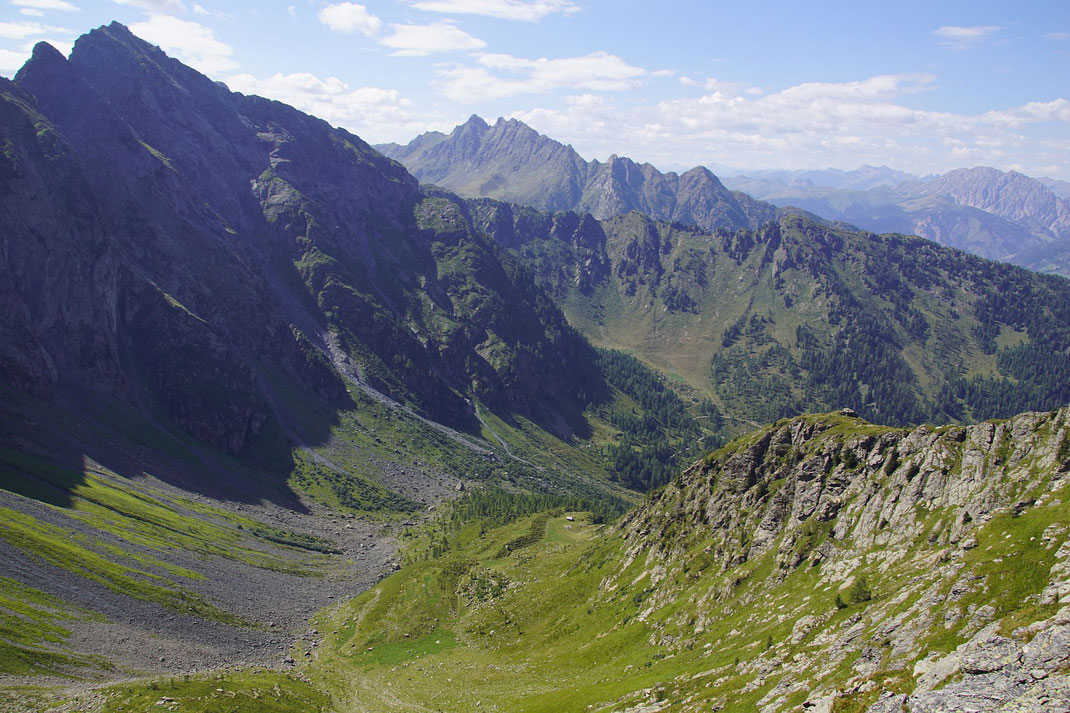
<box><xmin>605</xmin><ymin>408</ymin><xmax>1070</xmax><ymax>711</ymax></box>
<box><xmin>1</xmin><ymin>25</ymin><xmax>607</xmax><ymax>468</ymax></box>
<box><xmin>913</xmin><ymin>167</ymin><xmax>1070</xmax><ymax>241</ymax></box>
<box><xmin>378</xmin><ymin>115</ymin><xmax>778</xmax><ymax>233</ymax></box>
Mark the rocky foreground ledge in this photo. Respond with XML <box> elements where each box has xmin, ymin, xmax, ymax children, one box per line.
<box><xmin>608</xmin><ymin>408</ymin><xmax>1070</xmax><ymax>712</ymax></box>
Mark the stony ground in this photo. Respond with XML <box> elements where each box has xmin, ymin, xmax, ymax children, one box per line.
<box><xmin>0</xmin><ymin>465</ymin><xmax>404</xmax><ymax>710</ymax></box>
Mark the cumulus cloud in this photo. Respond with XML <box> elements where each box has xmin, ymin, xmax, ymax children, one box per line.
<box><xmin>436</xmin><ymin>50</ymin><xmax>648</xmax><ymax>101</ymax></box>
<box><xmin>380</xmin><ymin>22</ymin><xmax>485</xmax><ymax>56</ymax></box>
<box><xmin>934</xmin><ymin>25</ymin><xmax>1002</xmax><ymax>50</ymax></box>
<box><xmin>226</xmin><ymin>71</ymin><xmax>444</xmax><ymax>143</ymax></box>
<box><xmin>409</xmin><ymin>0</ymin><xmax>579</xmax><ymax>22</ymax></box>
<box><xmin>508</xmin><ymin>74</ymin><xmax>1070</xmax><ymax>178</ymax></box>
<box><xmin>129</xmin><ymin>15</ymin><xmax>236</xmax><ymax>73</ymax></box>
<box><xmin>0</xmin><ymin>21</ymin><xmax>70</xmax><ymax>38</ymax></box>
<box><xmin>0</xmin><ymin>48</ymin><xmax>27</xmax><ymax>73</ymax></box>
<box><xmin>980</xmin><ymin>98</ymin><xmax>1070</xmax><ymax>127</ymax></box>
<box><xmin>318</xmin><ymin>2</ymin><xmax>381</xmax><ymax>36</ymax></box>
<box><xmin>13</xmin><ymin>0</ymin><xmax>80</xmax><ymax>12</ymax></box>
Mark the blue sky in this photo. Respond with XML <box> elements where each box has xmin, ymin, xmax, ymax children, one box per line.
<box><xmin>1</xmin><ymin>0</ymin><xmax>1068</xmax><ymax>178</ymax></box>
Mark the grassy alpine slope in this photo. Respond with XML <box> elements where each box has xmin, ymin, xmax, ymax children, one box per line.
<box><xmin>91</xmin><ymin>407</ymin><xmax>1070</xmax><ymax>713</ymax></box>
<box><xmin>468</xmin><ymin>203</ymin><xmax>1070</xmax><ymax>437</ymax></box>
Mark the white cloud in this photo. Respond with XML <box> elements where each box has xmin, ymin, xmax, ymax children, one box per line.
<box><xmin>934</xmin><ymin>25</ymin><xmax>1001</xmax><ymax>51</ymax></box>
<box><xmin>1044</xmin><ymin>32</ymin><xmax>1070</xmax><ymax>41</ymax></box>
<box><xmin>436</xmin><ymin>50</ymin><xmax>648</xmax><ymax>101</ymax></box>
<box><xmin>703</xmin><ymin>78</ymin><xmax>763</xmax><ymax>96</ymax></box>
<box><xmin>380</xmin><ymin>22</ymin><xmax>485</xmax><ymax>56</ymax></box>
<box><xmin>113</xmin><ymin>0</ymin><xmax>187</xmax><ymax>13</ymax></box>
<box><xmin>980</xmin><ymin>98</ymin><xmax>1070</xmax><ymax>127</ymax></box>
<box><xmin>0</xmin><ymin>21</ymin><xmax>70</xmax><ymax>38</ymax></box>
<box><xmin>510</xmin><ymin>93</ymin><xmax>620</xmax><ymax>156</ymax></box>
<box><xmin>0</xmin><ymin>48</ymin><xmax>26</xmax><ymax>73</ymax></box>
<box><xmin>508</xmin><ymin>73</ymin><xmax>1070</xmax><ymax>179</ymax></box>
<box><xmin>13</xmin><ymin>0</ymin><xmax>80</xmax><ymax>11</ymax></box>
<box><xmin>226</xmin><ymin>71</ymin><xmax>443</xmax><ymax>143</ymax></box>
<box><xmin>21</xmin><ymin>8</ymin><xmax>45</xmax><ymax>15</ymax></box>
<box><xmin>318</xmin><ymin>3</ymin><xmax>381</xmax><ymax>36</ymax></box>
<box><xmin>409</xmin><ymin>0</ymin><xmax>578</xmax><ymax>22</ymax></box>
<box><xmin>129</xmin><ymin>15</ymin><xmax>237</xmax><ymax>73</ymax></box>
<box><xmin>190</xmin><ymin>3</ymin><xmax>229</xmax><ymax>19</ymax></box>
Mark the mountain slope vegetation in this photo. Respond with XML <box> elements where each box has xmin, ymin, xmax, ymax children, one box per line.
<box><xmin>91</xmin><ymin>407</ymin><xmax>1070</xmax><ymax>713</ymax></box>
<box><xmin>0</xmin><ymin>24</ymin><xmax>707</xmax><ymax>693</ymax></box>
<box><xmin>2</xmin><ymin>23</ymin><xmax>1069</xmax><ymax>713</ymax></box>
<box><xmin>466</xmin><ymin>200</ymin><xmax>1070</xmax><ymax>434</ymax></box>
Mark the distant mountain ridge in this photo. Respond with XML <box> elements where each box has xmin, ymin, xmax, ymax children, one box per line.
<box><xmin>382</xmin><ymin>118</ymin><xmax>1070</xmax><ymax>276</ymax></box>
<box><xmin>736</xmin><ymin>165</ymin><xmax>928</xmax><ymax>191</ymax></box>
<box><xmin>912</xmin><ymin>166</ymin><xmax>1070</xmax><ymax>238</ymax></box>
<box><xmin>377</xmin><ymin>115</ymin><xmax>779</xmax><ymax>233</ymax></box>
<box><xmin>725</xmin><ymin>166</ymin><xmax>1070</xmax><ymax>276</ymax></box>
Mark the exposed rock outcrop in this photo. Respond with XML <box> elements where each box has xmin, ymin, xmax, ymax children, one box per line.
<box><xmin>606</xmin><ymin>408</ymin><xmax>1070</xmax><ymax>711</ymax></box>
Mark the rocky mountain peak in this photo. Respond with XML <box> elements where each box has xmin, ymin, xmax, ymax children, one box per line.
<box><xmin>14</xmin><ymin>41</ymin><xmax>71</xmax><ymax>89</ymax></box>
<box><xmin>27</xmin><ymin>39</ymin><xmax>65</xmax><ymax>65</ymax></box>
<box><xmin>383</xmin><ymin>117</ymin><xmax>780</xmax><ymax>232</ymax></box>
<box><xmin>681</xmin><ymin>164</ymin><xmax>718</xmax><ymax>182</ymax></box>
<box><xmin>915</xmin><ymin>165</ymin><xmax>1070</xmax><ymax>239</ymax></box>
<box><xmin>463</xmin><ymin>113</ymin><xmax>489</xmax><ymax>129</ymax></box>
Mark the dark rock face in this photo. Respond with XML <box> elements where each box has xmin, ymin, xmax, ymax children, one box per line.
<box><xmin>1</xmin><ymin>24</ymin><xmax>604</xmax><ymax>464</ymax></box>
<box><xmin>379</xmin><ymin>115</ymin><xmax>778</xmax><ymax>233</ymax></box>
<box><xmin>466</xmin><ymin>200</ymin><xmax>611</xmax><ymax>297</ymax></box>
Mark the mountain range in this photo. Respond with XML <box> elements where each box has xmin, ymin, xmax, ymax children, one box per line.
<box><xmin>1</xmin><ymin>23</ymin><xmax>1069</xmax><ymax>713</ymax></box>
<box><xmin>377</xmin><ymin>115</ymin><xmax>780</xmax><ymax>234</ymax></box>
<box><xmin>382</xmin><ymin>118</ymin><xmax>1070</xmax><ymax>277</ymax></box>
<box><xmin>726</xmin><ymin>166</ymin><xmax>1070</xmax><ymax>275</ymax></box>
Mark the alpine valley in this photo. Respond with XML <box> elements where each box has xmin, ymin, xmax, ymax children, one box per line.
<box><xmin>0</xmin><ymin>23</ymin><xmax>1068</xmax><ymax>713</ymax></box>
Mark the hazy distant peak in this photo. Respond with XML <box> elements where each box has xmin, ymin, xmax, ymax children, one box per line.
<box><xmin>383</xmin><ymin>116</ymin><xmax>778</xmax><ymax>231</ymax></box>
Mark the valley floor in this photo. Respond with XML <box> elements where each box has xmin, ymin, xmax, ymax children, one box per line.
<box><xmin>4</xmin><ymin>410</ymin><xmax>1070</xmax><ymax>713</ymax></box>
